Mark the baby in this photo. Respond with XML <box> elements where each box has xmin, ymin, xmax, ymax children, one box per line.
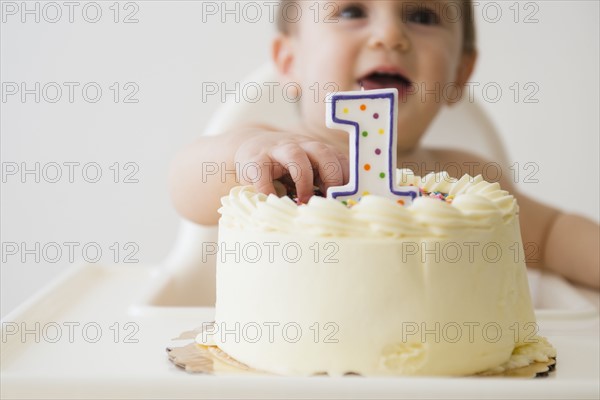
<box><xmin>170</xmin><ymin>0</ymin><xmax>599</xmax><ymax>289</ymax></box>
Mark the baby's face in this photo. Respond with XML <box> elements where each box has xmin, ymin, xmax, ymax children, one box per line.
<box><xmin>280</xmin><ymin>0</ymin><xmax>474</xmax><ymax>152</ymax></box>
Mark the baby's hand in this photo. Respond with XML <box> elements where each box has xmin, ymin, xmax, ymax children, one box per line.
<box><xmin>234</xmin><ymin>132</ymin><xmax>349</xmax><ymax>204</ymax></box>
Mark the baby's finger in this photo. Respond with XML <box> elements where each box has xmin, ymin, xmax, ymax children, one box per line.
<box><xmin>300</xmin><ymin>142</ymin><xmax>344</xmax><ymax>193</ymax></box>
<box><xmin>270</xmin><ymin>143</ymin><xmax>314</xmax><ymax>204</ymax></box>
<box><xmin>244</xmin><ymin>154</ymin><xmax>277</xmax><ymax>196</ymax></box>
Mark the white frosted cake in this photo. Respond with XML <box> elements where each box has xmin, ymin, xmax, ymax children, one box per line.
<box><xmin>199</xmin><ymin>170</ymin><xmax>555</xmax><ymax>376</ymax></box>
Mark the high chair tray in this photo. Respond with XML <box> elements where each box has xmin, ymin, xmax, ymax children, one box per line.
<box><xmin>1</xmin><ymin>263</ymin><xmax>599</xmax><ymax>399</ymax></box>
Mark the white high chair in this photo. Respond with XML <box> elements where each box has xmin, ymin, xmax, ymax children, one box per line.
<box><xmin>154</xmin><ymin>63</ymin><xmax>510</xmax><ymax>307</ymax></box>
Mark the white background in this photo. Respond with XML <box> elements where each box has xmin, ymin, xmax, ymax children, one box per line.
<box><xmin>1</xmin><ymin>0</ymin><xmax>599</xmax><ymax>317</ymax></box>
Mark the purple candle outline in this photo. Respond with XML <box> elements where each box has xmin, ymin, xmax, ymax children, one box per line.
<box><xmin>327</xmin><ymin>89</ymin><xmax>420</xmax><ymax>203</ymax></box>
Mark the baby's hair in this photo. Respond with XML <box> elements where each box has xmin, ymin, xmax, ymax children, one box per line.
<box><xmin>276</xmin><ymin>1</ymin><xmax>476</xmax><ymax>54</ymax></box>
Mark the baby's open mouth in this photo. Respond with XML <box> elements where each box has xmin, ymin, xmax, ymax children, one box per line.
<box><xmin>358</xmin><ymin>71</ymin><xmax>412</xmax><ymax>92</ymax></box>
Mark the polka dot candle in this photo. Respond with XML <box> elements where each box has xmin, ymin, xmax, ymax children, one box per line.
<box><xmin>325</xmin><ymin>88</ymin><xmax>419</xmax><ymax>205</ymax></box>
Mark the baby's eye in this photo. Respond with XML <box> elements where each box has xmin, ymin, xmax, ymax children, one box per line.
<box><xmin>339</xmin><ymin>4</ymin><xmax>367</xmax><ymax>19</ymax></box>
<box><xmin>406</xmin><ymin>7</ymin><xmax>440</xmax><ymax>25</ymax></box>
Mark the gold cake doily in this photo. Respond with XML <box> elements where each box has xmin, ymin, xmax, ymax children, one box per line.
<box><xmin>166</xmin><ymin>325</ymin><xmax>556</xmax><ymax>378</ymax></box>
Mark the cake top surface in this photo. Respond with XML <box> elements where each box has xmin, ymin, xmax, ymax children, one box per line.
<box><xmin>219</xmin><ymin>170</ymin><xmax>518</xmax><ymax>238</ymax></box>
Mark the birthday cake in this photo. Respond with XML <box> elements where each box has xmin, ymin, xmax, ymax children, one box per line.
<box><xmin>197</xmin><ymin>169</ymin><xmax>557</xmax><ymax>376</ymax></box>
<box><xmin>196</xmin><ymin>89</ymin><xmax>555</xmax><ymax>376</ymax></box>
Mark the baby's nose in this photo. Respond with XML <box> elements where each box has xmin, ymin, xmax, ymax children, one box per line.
<box><xmin>368</xmin><ymin>19</ymin><xmax>410</xmax><ymax>52</ymax></box>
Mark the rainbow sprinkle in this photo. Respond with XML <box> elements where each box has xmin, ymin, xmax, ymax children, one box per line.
<box><xmin>418</xmin><ymin>186</ymin><xmax>454</xmax><ymax>203</ymax></box>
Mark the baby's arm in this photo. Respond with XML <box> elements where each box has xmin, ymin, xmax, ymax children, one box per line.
<box><xmin>516</xmin><ymin>194</ymin><xmax>599</xmax><ymax>289</ymax></box>
<box><xmin>436</xmin><ymin>149</ymin><xmax>599</xmax><ymax>289</ymax></box>
<box><xmin>169</xmin><ymin>124</ymin><xmax>348</xmax><ymax>225</ymax></box>
<box><xmin>490</xmin><ymin>164</ymin><xmax>598</xmax><ymax>288</ymax></box>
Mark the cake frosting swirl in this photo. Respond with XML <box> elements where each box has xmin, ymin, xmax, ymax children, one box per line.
<box><xmin>219</xmin><ymin>170</ymin><xmax>517</xmax><ymax>237</ymax></box>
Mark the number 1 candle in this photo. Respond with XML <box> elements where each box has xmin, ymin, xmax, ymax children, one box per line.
<box><xmin>326</xmin><ymin>88</ymin><xmax>419</xmax><ymax>206</ymax></box>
